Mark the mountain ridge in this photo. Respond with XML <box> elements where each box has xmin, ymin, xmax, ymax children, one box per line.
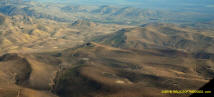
<box><xmin>94</xmin><ymin>23</ymin><xmax>214</xmax><ymax>53</ymax></box>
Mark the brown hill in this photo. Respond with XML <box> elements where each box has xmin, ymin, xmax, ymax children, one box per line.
<box><xmin>50</xmin><ymin>42</ymin><xmax>212</xmax><ymax>97</ymax></box>
<box><xmin>95</xmin><ymin>23</ymin><xmax>214</xmax><ymax>53</ymax></box>
<box><xmin>0</xmin><ymin>42</ymin><xmax>213</xmax><ymax>97</ymax></box>
<box><xmin>0</xmin><ymin>15</ymin><xmax>127</xmax><ymax>54</ymax></box>
<box><xmin>0</xmin><ymin>53</ymin><xmax>58</xmax><ymax>97</ymax></box>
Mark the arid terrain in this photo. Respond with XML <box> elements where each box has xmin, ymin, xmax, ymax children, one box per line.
<box><xmin>0</xmin><ymin>1</ymin><xmax>214</xmax><ymax>97</ymax></box>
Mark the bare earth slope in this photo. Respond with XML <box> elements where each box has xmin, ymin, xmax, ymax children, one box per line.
<box><xmin>0</xmin><ymin>15</ymin><xmax>127</xmax><ymax>54</ymax></box>
<box><xmin>95</xmin><ymin>23</ymin><xmax>214</xmax><ymax>53</ymax></box>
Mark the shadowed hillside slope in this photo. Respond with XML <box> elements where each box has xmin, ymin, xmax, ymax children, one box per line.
<box><xmin>0</xmin><ymin>14</ymin><xmax>5</xmax><ymax>25</ymax></box>
<box><xmin>0</xmin><ymin>53</ymin><xmax>58</xmax><ymax>97</ymax></box>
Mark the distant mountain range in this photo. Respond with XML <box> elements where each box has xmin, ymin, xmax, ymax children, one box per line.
<box><xmin>22</xmin><ymin>0</ymin><xmax>214</xmax><ymax>12</ymax></box>
<box><xmin>0</xmin><ymin>2</ymin><xmax>213</xmax><ymax>25</ymax></box>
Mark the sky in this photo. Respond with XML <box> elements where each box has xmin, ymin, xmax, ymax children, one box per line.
<box><xmin>32</xmin><ymin>0</ymin><xmax>214</xmax><ymax>8</ymax></box>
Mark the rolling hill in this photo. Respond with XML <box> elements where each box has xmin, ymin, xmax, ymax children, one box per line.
<box><xmin>0</xmin><ymin>14</ymin><xmax>127</xmax><ymax>54</ymax></box>
<box><xmin>1</xmin><ymin>42</ymin><xmax>213</xmax><ymax>97</ymax></box>
<box><xmin>0</xmin><ymin>53</ymin><xmax>58</xmax><ymax>97</ymax></box>
<box><xmin>94</xmin><ymin>23</ymin><xmax>214</xmax><ymax>53</ymax></box>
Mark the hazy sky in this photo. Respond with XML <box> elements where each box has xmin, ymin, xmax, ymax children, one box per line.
<box><xmin>30</xmin><ymin>0</ymin><xmax>214</xmax><ymax>11</ymax></box>
<box><xmin>34</xmin><ymin>0</ymin><xmax>214</xmax><ymax>6</ymax></box>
